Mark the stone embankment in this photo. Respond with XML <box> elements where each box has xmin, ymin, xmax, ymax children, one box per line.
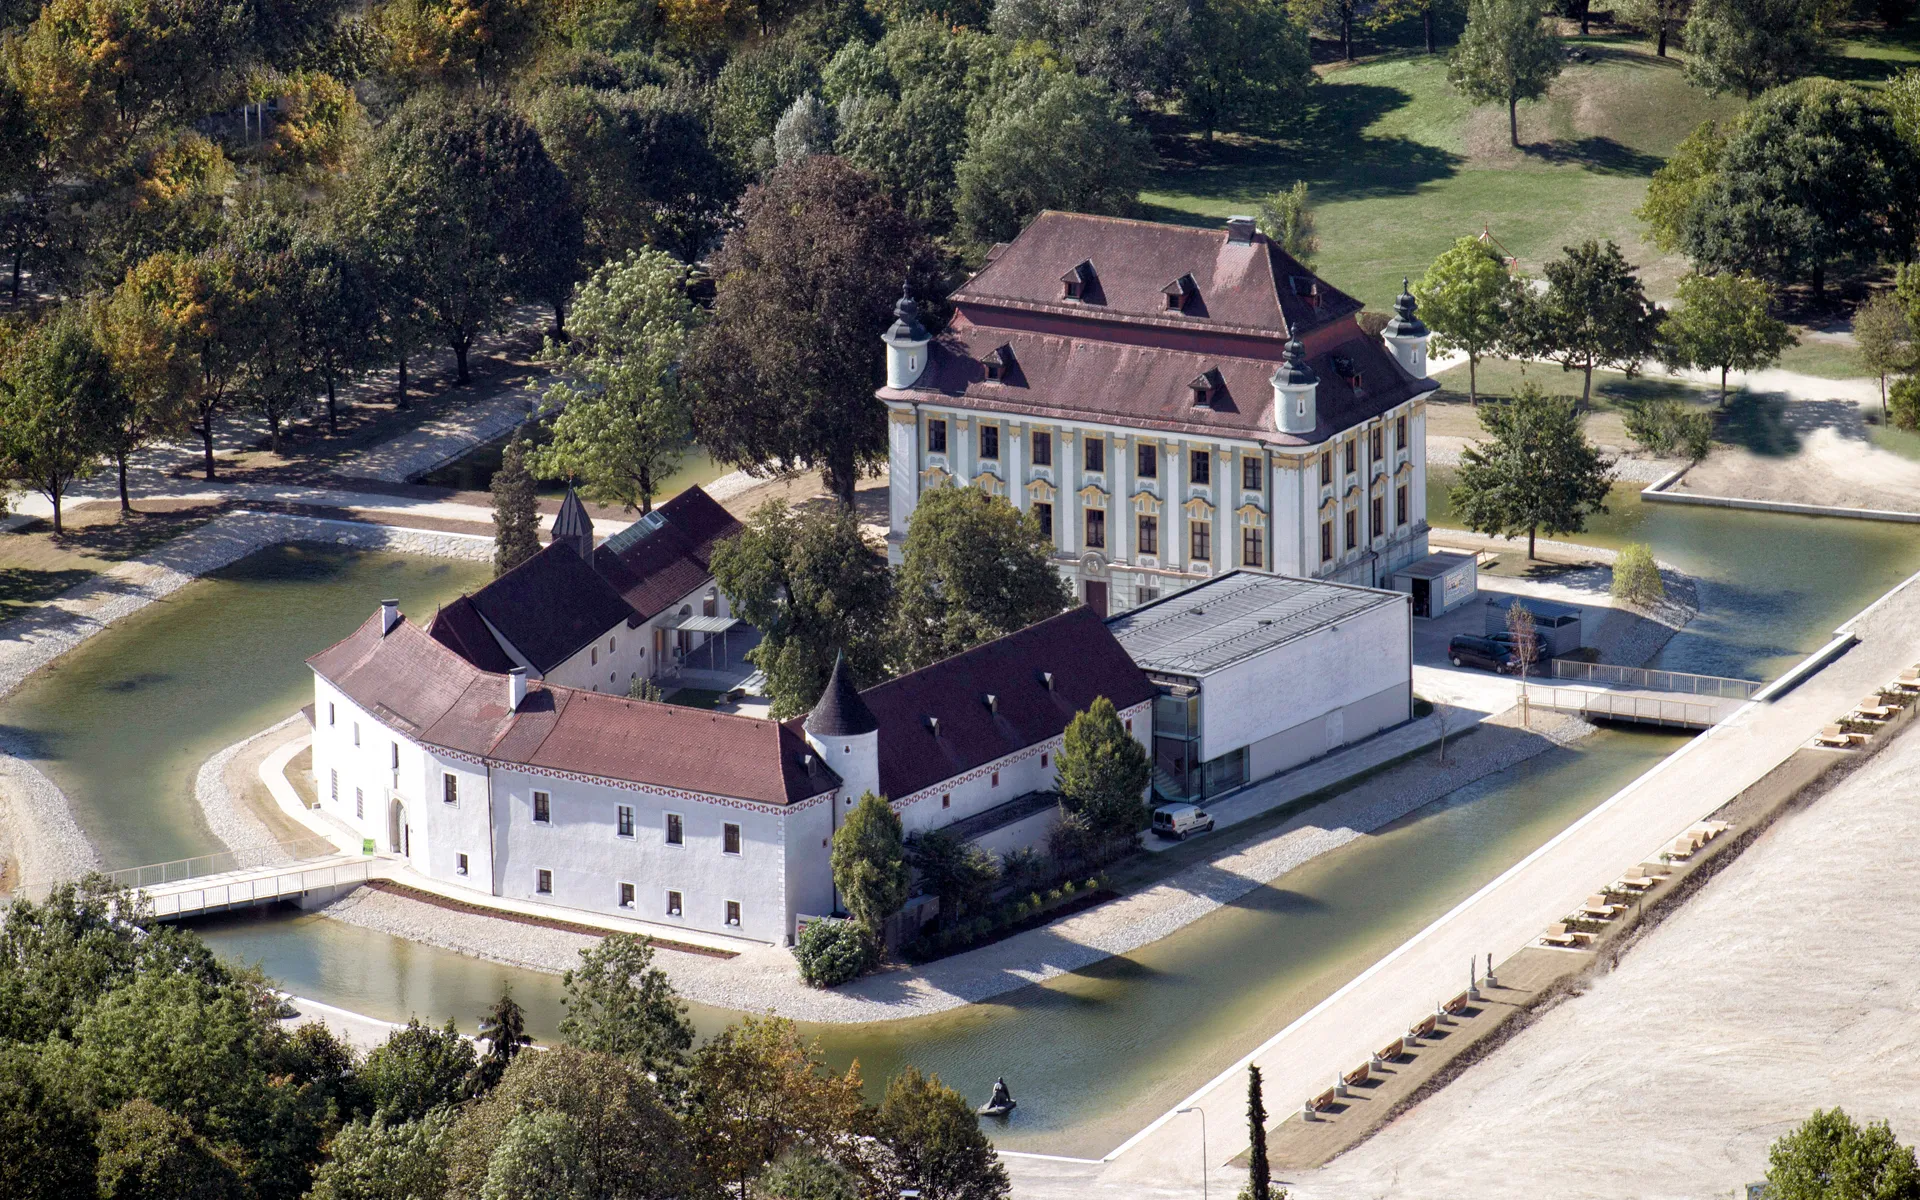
<box><xmin>315</xmin><ymin>708</ymin><xmax>1592</xmax><ymax>1023</ymax></box>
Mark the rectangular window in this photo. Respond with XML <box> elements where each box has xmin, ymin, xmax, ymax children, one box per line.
<box><xmin>1041</xmin><ymin>752</ymin><xmax>1050</xmax><ymax>768</ymax></box>
<box><xmin>355</xmin><ymin>788</ymin><xmax>364</xmax><ymax>819</ymax></box>
<box><xmin>591</xmin><ymin>647</ymin><xmax>598</xmax><ymax>666</ymax></box>
<box><xmin>1396</xmin><ymin>415</ymin><xmax>1407</xmax><ymax>451</ymax></box>
<box><xmin>1397</xmin><ymin>483</ymin><xmax>1409</xmax><ymax>526</ymax></box>
<box><xmin>1190</xmin><ymin>450</ymin><xmax>1210</xmax><ymax>486</ymax></box>
<box><xmin>1320</xmin><ymin>452</ymin><xmax>1332</xmax><ymax>486</ymax></box>
<box><xmin>457</xmin><ymin>853</ymin><xmax>469</xmax><ymax>876</ymax></box>
<box><xmin>617</xmin><ymin>805</ymin><xmax>634</xmax><ymax>838</ymax></box>
<box><xmin>928</xmin><ymin>418</ymin><xmax>947</xmax><ymax>453</ymax></box>
<box><xmin>1371</xmin><ymin>495</ymin><xmax>1384</xmax><ymax>538</ymax></box>
<box><xmin>1032</xmin><ymin>431</ymin><xmax>1052</xmax><ymax>466</ymax></box>
<box><xmin>1190</xmin><ymin>520</ymin><xmax>1211</xmax><ymax>561</ymax></box>
<box><xmin>440</xmin><ymin>773</ymin><xmax>456</xmax><ymax>805</ymax></box>
<box><xmin>330</xmin><ymin>769</ymin><xmax>338</xmax><ymax>802</ymax></box>
<box><xmin>1345</xmin><ymin>508</ymin><xmax>1358</xmax><ymax>550</ymax></box>
<box><xmin>328</xmin><ymin>703</ymin><xmax>335</xmax><ymax>726</ymax></box>
<box><xmin>1085</xmin><ymin>437</ymin><xmax>1105</xmax><ymax>473</ymax></box>
<box><xmin>991</xmin><ymin>771</ymin><xmax>1000</xmax><ymax>788</ymax></box>
<box><xmin>1345</xmin><ymin>441</ymin><xmax>1357</xmax><ymax>475</ymax></box>
<box><xmin>353</xmin><ymin>722</ymin><xmax>360</xmax><ymax>747</ymax></box>
<box><xmin>980</xmin><ymin>424</ymin><xmax>1000</xmax><ymax>460</ymax></box>
<box><xmin>1242</xmin><ymin>457</ymin><xmax>1261</xmax><ymax>491</ymax></box>
<box><xmin>536</xmin><ymin>869</ymin><xmax>552</xmax><ymax>894</ymax></box>
<box><xmin>1371</xmin><ymin>427</ymin><xmax>1383</xmax><ymax>462</ymax></box>
<box><xmin>1137</xmin><ymin>515</ymin><xmax>1159</xmax><ymax>555</ymax></box>
<box><xmin>725</xmin><ymin>900</ymin><xmax>742</xmax><ymax>927</ymax></box>
<box><xmin>723</xmin><ymin>823</ymin><xmax>741</xmax><ymax>855</ymax></box>
<box><xmin>391</xmin><ymin>743</ymin><xmax>400</xmax><ymax>770</ymax></box>
<box><xmin>533</xmin><ymin>791</ymin><xmax>550</xmax><ymax>824</ymax></box>
<box><xmin>667</xmin><ymin>890</ymin><xmax>683</xmax><ymax>916</ymax></box>
<box><xmin>1242</xmin><ymin>527</ymin><xmax>1263</xmax><ymax>568</ymax></box>
<box><xmin>1320</xmin><ymin>521</ymin><xmax>1334</xmax><ymax>563</ymax></box>
<box><xmin>942</xmin><ymin>793</ymin><xmax>951</xmax><ymax>808</ymax></box>
<box><xmin>1137</xmin><ymin>443</ymin><xmax>1157</xmax><ymax>478</ymax></box>
<box><xmin>1085</xmin><ymin>508</ymin><xmax>1106</xmax><ymax>549</ymax></box>
<box><xmin>619</xmin><ymin>882</ymin><xmax>635</xmax><ymax>909</ymax></box>
<box><xmin>1033</xmin><ymin>502</ymin><xmax>1054</xmax><ymax>540</ymax></box>
<box><xmin>665</xmin><ymin>812</ymin><xmax>684</xmax><ymax>845</ymax></box>
<box><xmin>1135</xmin><ymin>586</ymin><xmax>1158</xmax><ymax>606</ymax></box>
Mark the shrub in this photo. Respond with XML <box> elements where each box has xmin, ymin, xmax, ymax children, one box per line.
<box><xmin>1674</xmin><ymin>409</ymin><xmax>1715</xmax><ymax>460</ymax></box>
<box><xmin>1611</xmin><ymin>542</ymin><xmax>1666</xmax><ymax>608</ymax></box>
<box><xmin>1045</xmin><ymin>888</ymin><xmax>1062</xmax><ymax>904</ymax></box>
<box><xmin>1892</xmin><ymin>376</ymin><xmax>1920</xmax><ymax>431</ymax></box>
<box><xmin>1625</xmin><ymin>398</ymin><xmax>1715</xmax><ymax>458</ymax></box>
<box><xmin>1061</xmin><ymin>879</ymin><xmax>1077</xmax><ymax>897</ymax></box>
<box><xmin>793</xmin><ymin>919</ymin><xmax>871</xmax><ymax>988</ymax></box>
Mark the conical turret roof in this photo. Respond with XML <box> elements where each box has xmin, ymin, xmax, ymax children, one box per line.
<box><xmin>553</xmin><ymin>486</ymin><xmax>594</xmax><ymax>558</ymax></box>
<box><xmin>805</xmin><ymin>651</ymin><xmax>878</xmax><ymax>737</ymax></box>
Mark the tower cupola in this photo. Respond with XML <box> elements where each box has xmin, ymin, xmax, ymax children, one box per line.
<box><xmin>1271</xmin><ymin>336</ymin><xmax>1319</xmax><ymax>436</ymax></box>
<box><xmin>882</xmin><ymin>283</ymin><xmax>932</xmax><ymax>390</ymax></box>
<box><xmin>1381</xmin><ymin>278</ymin><xmax>1432</xmax><ymax>379</ymax></box>
<box><xmin>553</xmin><ymin>486</ymin><xmax>595</xmax><ymax>563</ymax></box>
<box><xmin>804</xmin><ymin>651</ymin><xmax>880</xmax><ymax>808</ymax></box>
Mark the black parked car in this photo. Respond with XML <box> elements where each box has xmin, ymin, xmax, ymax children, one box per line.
<box><xmin>1448</xmin><ymin>634</ymin><xmax>1518</xmax><ymax>673</ymax></box>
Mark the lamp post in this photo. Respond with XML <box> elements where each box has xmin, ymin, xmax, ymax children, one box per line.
<box><xmin>1176</xmin><ymin>1105</ymin><xmax>1208</xmax><ymax>1200</ymax></box>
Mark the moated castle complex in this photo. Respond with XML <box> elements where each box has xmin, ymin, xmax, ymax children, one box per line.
<box><xmin>306</xmin><ymin>213</ymin><xmax>1435</xmax><ymax>944</ymax></box>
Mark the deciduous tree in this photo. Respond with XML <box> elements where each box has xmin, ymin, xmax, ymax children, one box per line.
<box><xmin>905</xmin><ymin>829</ymin><xmax>1000</xmax><ymax>930</ymax></box>
<box><xmin>1681</xmin><ymin>81</ymin><xmax>1920</xmax><ymax>297</ymax></box>
<box><xmin>831</xmin><ymin>792</ymin><xmax>910</xmax><ymax>934</ymax></box>
<box><xmin>688</xmin><ymin>156</ymin><xmax>942</xmax><ymax>506</ymax></box>
<box><xmin>686</xmin><ymin>1016</ymin><xmax>868</xmax><ymax>1200</ymax></box>
<box><xmin>1055</xmin><ymin>696</ymin><xmax>1152</xmax><ymax>849</ymax></box>
<box><xmin>1447</xmin><ymin>0</ymin><xmax>1561</xmax><ymax>147</ymax></box>
<box><xmin>1449</xmin><ymin>382</ymin><xmax>1616</xmax><ymax>558</ymax></box>
<box><xmin>557</xmin><ymin>933</ymin><xmax>695</xmax><ymax>1083</ymax></box>
<box><xmin>892</xmin><ymin>485</ymin><xmax>1074</xmax><ymax>671</ymax></box>
<box><xmin>1856</xmin><ymin>291</ymin><xmax>1917</xmax><ymax>417</ymax></box>
<box><xmin>1635</xmin><ymin>118</ymin><xmax>1728</xmax><ymax>255</ymax></box>
<box><xmin>1414</xmin><ymin>235</ymin><xmax>1523</xmax><ymax>403</ymax></box>
<box><xmin>1681</xmin><ymin>0</ymin><xmax>1826</xmax><ymax>99</ymax></box>
<box><xmin>1512</xmin><ymin>239</ymin><xmax>1660</xmax><ymax>409</ymax></box>
<box><xmin>1182</xmin><ymin>0</ymin><xmax>1313</xmax><ymax>141</ymax></box>
<box><xmin>989</xmin><ymin>0</ymin><xmax>1192</xmax><ymax>101</ymax></box>
<box><xmin>1255</xmin><ymin>182</ymin><xmax>1317</xmax><ymax>265</ymax></box>
<box><xmin>1658</xmin><ymin>272</ymin><xmax>1793</xmax><ymax>407</ymax></box>
<box><xmin>533</xmin><ymin>249</ymin><xmax>699</xmax><ymax>515</ymax></box>
<box><xmin>306</xmin><ymin>1112</ymin><xmax>455</xmax><ymax>1200</ymax></box>
<box><xmin>1765</xmin><ymin>1108</ymin><xmax>1920</xmax><ymax>1200</ymax></box>
<box><xmin>874</xmin><ymin>1067</ymin><xmax>1009</xmax><ymax>1200</ymax></box>
<box><xmin>0</xmin><ymin>305</ymin><xmax>120</xmax><ymax>533</ymax></box>
<box><xmin>707</xmin><ymin>499</ymin><xmax>895</xmax><ymax>719</ymax></box>
<box><xmin>361</xmin><ymin>1019</ymin><xmax>477</xmax><ymax>1122</ymax></box>
<box><xmin>1616</xmin><ymin>0</ymin><xmax>1690</xmax><ymax>56</ymax></box>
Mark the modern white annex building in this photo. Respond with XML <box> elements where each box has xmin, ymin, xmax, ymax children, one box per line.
<box><xmin>879</xmin><ymin>211</ymin><xmax>1440</xmax><ymax>616</ymax></box>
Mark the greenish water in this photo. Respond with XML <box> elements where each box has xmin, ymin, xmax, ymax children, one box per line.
<box><xmin>1428</xmin><ymin>468</ymin><xmax>1920</xmax><ymax>680</ymax></box>
<box><xmin>0</xmin><ymin>545</ymin><xmax>491</xmax><ymax>868</ymax></box>
<box><xmin>6</xmin><ymin>486</ymin><xmax>1918</xmax><ymax>1156</ymax></box>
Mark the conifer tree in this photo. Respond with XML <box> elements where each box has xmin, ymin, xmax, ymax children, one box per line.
<box><xmin>1056</xmin><ymin>697</ymin><xmax>1152</xmax><ymax>851</ymax></box>
<box><xmin>492</xmin><ymin>435</ymin><xmax>541</xmax><ymax>577</ymax></box>
<box><xmin>470</xmin><ymin>988</ymin><xmax>532</xmax><ymax>1096</ymax></box>
<box><xmin>1247</xmin><ymin>1065</ymin><xmax>1271</xmax><ymax>1200</ymax></box>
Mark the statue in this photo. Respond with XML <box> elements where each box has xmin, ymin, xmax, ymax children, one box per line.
<box><xmin>978</xmin><ymin>1077</ymin><xmax>1016</xmax><ymax>1117</ymax></box>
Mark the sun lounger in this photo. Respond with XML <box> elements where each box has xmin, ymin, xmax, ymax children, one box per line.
<box><xmin>1542</xmin><ymin>921</ymin><xmax>1581</xmax><ymax>947</ymax></box>
<box><xmin>1665</xmin><ymin>838</ymin><xmax>1696</xmax><ymax>860</ymax></box>
<box><xmin>1615</xmin><ymin>874</ymin><xmax>1656</xmax><ymax>892</ymax></box>
<box><xmin>1816</xmin><ymin>724</ymin><xmax>1856</xmax><ymax>749</ymax></box>
<box><xmin>1344</xmin><ymin>1064</ymin><xmax>1370</xmax><ymax>1088</ymax></box>
<box><xmin>1579</xmin><ymin>894</ymin><xmax>1621</xmax><ymax>919</ymax></box>
<box><xmin>1376</xmin><ymin>1037</ymin><xmax>1405</xmax><ymax>1063</ymax></box>
<box><xmin>1626</xmin><ymin>863</ymin><xmax>1668</xmax><ymax>882</ymax></box>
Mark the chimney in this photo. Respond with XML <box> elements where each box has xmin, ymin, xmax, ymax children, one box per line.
<box><xmin>507</xmin><ymin>667</ymin><xmax>528</xmax><ymax>712</ymax></box>
<box><xmin>380</xmin><ymin>599</ymin><xmax>401</xmax><ymax>635</ymax></box>
<box><xmin>1226</xmin><ymin>216</ymin><xmax>1256</xmax><ymax>245</ymax></box>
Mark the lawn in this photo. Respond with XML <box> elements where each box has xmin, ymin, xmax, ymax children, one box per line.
<box><xmin>1143</xmin><ymin>26</ymin><xmax>1920</xmax><ymax>314</ymax></box>
<box><xmin>0</xmin><ymin>500</ymin><xmax>226</xmax><ymax>619</ymax></box>
<box><xmin>1775</xmin><ymin>336</ymin><xmax>1869</xmax><ymax>380</ymax></box>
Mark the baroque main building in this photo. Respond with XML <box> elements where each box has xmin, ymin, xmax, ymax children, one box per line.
<box><xmin>879</xmin><ymin>211</ymin><xmax>1439</xmax><ymax>614</ymax></box>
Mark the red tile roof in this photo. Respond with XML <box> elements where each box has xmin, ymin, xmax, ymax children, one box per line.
<box><xmin>310</xmin><ymin>612</ymin><xmax>836</xmax><ymax>806</ymax></box>
<box><xmin>822</xmin><ymin>605</ymin><xmax>1157</xmax><ymax>802</ymax></box>
<box><xmin>595</xmin><ymin>486</ymin><xmax>743</xmax><ymax>621</ymax></box>
<box><xmin>429</xmin><ymin>594</ymin><xmax>518</xmax><ymax>674</ymax></box>
<box><xmin>467</xmin><ymin>542</ymin><xmax>639</xmax><ymax>673</ymax></box>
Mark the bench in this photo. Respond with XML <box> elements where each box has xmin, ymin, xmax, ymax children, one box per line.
<box><xmin>1376</xmin><ymin>1037</ymin><xmax>1405</xmax><ymax>1063</ymax></box>
<box><xmin>1408</xmin><ymin>1013</ymin><xmax>1437</xmax><ymax>1040</ymax></box>
<box><xmin>1443</xmin><ymin>991</ymin><xmax>1472</xmax><ymax>1016</ymax></box>
<box><xmin>1344</xmin><ymin>1063</ymin><xmax>1370</xmax><ymax>1089</ymax></box>
<box><xmin>1312</xmin><ymin>1087</ymin><xmax>1338</xmax><ymax>1113</ymax></box>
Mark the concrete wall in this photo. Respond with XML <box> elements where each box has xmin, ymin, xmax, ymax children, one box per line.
<box><xmin>1197</xmin><ymin>595</ymin><xmax>1411</xmax><ymax>763</ymax></box>
<box><xmin>1245</xmin><ymin>680</ymin><xmax>1412</xmax><ymax>781</ymax></box>
<box><xmin>970</xmin><ymin>805</ymin><xmax>1063</xmax><ymax>862</ymax></box>
<box><xmin>532</xmin><ymin>581</ymin><xmax>735</xmax><ymax>694</ymax></box>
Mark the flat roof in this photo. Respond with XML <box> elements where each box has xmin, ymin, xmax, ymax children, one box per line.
<box><xmin>1398</xmin><ymin>551</ymin><xmax>1476</xmax><ymax>580</ymax></box>
<box><xmin>1106</xmin><ymin>570</ymin><xmax>1405</xmax><ymax>677</ymax></box>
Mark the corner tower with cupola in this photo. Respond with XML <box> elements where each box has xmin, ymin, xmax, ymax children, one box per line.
<box><xmin>877</xmin><ymin>211</ymin><xmax>1438</xmax><ymax>614</ymax></box>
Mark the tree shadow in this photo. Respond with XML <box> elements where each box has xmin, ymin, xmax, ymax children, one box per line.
<box><xmin>1521</xmin><ymin>136</ymin><xmax>1665</xmax><ymax>177</ymax></box>
<box><xmin>0</xmin><ymin>566</ymin><xmax>93</xmax><ymax>609</ymax></box>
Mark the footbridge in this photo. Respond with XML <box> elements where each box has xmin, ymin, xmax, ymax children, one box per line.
<box><xmin>1528</xmin><ymin>661</ymin><xmax>1764</xmax><ymax>730</ymax></box>
<box><xmin>110</xmin><ymin>837</ymin><xmax>379</xmax><ymax>921</ymax></box>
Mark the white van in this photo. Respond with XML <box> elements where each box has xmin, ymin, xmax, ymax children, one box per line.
<box><xmin>1151</xmin><ymin>803</ymin><xmax>1215</xmax><ymax>840</ymax></box>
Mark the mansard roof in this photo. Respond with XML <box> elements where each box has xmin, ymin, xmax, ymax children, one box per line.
<box><xmin>310</xmin><ymin>612</ymin><xmax>838</xmax><ymax>806</ymax></box>
<box><xmin>834</xmin><ymin>605</ymin><xmax>1157</xmax><ymax>802</ymax></box>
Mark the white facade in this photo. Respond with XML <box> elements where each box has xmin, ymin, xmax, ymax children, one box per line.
<box><xmin>490</xmin><ymin>581</ymin><xmax>734</xmax><ymax>695</ymax></box>
<box><xmin>883</xmin><ymin>396</ymin><xmax>1430</xmax><ymax>615</ymax></box>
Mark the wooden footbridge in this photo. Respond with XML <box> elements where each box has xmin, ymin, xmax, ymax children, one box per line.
<box><xmin>1528</xmin><ymin>661</ymin><xmax>1764</xmax><ymax>730</ymax></box>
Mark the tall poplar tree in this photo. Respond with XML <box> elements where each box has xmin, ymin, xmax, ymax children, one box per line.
<box><xmin>1247</xmin><ymin>1065</ymin><xmax>1272</xmax><ymax>1200</ymax></box>
<box><xmin>492</xmin><ymin>435</ymin><xmax>541</xmax><ymax>576</ymax></box>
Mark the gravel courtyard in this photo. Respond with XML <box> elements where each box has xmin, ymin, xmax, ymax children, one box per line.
<box><xmin>1285</xmin><ymin>722</ymin><xmax>1920</xmax><ymax>1200</ymax></box>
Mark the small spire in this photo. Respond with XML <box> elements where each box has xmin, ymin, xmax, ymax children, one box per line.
<box><xmin>1271</xmin><ymin>335</ymin><xmax>1317</xmax><ymax>388</ymax></box>
<box><xmin>553</xmin><ymin>486</ymin><xmax>595</xmax><ymax>562</ymax></box>
<box><xmin>1384</xmin><ymin>277</ymin><xmax>1429</xmax><ymax>339</ymax></box>
<box><xmin>886</xmin><ymin>281</ymin><xmax>928</xmax><ymax>342</ymax></box>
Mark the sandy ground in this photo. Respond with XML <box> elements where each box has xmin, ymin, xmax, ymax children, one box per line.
<box><xmin>1677</xmin><ymin>424</ymin><xmax>1920</xmax><ymax>514</ymax></box>
<box><xmin>1286</xmin><ymin>719</ymin><xmax>1920</xmax><ymax>1200</ymax></box>
<box><xmin>315</xmin><ymin>709</ymin><xmax>1590</xmax><ymax>1022</ymax></box>
<box><xmin>195</xmin><ymin>716</ymin><xmax>319</xmax><ymax>858</ymax></box>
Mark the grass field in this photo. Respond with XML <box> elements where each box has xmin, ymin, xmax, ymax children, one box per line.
<box><xmin>1145</xmin><ymin>26</ymin><xmax>1920</xmax><ymax>315</ymax></box>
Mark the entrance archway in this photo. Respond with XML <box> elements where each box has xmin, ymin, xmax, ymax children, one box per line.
<box><xmin>388</xmin><ymin>799</ymin><xmax>406</xmax><ymax>854</ymax></box>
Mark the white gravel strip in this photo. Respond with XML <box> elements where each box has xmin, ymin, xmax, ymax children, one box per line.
<box><xmin>0</xmin><ymin>749</ymin><xmax>99</xmax><ymax>899</ymax></box>
<box><xmin>194</xmin><ymin>714</ymin><xmax>309</xmax><ymax>859</ymax></box>
<box><xmin>1428</xmin><ymin>438</ymin><xmax>1683</xmax><ymax>484</ymax></box>
<box><xmin>319</xmin><ymin>710</ymin><xmax>1592</xmax><ymax>1023</ymax></box>
<box><xmin>341</xmin><ymin>389</ymin><xmax>541</xmax><ymax>483</ymax></box>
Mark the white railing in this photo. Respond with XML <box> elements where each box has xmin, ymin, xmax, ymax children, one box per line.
<box><xmin>1551</xmin><ymin>659</ymin><xmax>1762</xmax><ymax>700</ymax></box>
<box><xmin>109</xmin><ymin>836</ymin><xmax>341</xmax><ymax>890</ymax></box>
<box><xmin>144</xmin><ymin>857</ymin><xmax>375</xmax><ymax>919</ymax></box>
<box><xmin>1536</xmin><ymin>686</ymin><xmax>1721</xmax><ymax>728</ymax></box>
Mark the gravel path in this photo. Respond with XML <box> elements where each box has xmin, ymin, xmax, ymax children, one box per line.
<box><xmin>195</xmin><ymin>714</ymin><xmax>311</xmax><ymax>860</ymax></box>
<box><xmin>338</xmin><ymin>388</ymin><xmax>540</xmax><ymax>483</ymax></box>
<box><xmin>318</xmin><ymin>709</ymin><xmax>1592</xmax><ymax>1023</ymax></box>
<box><xmin>0</xmin><ymin>749</ymin><xmax>98</xmax><ymax>899</ymax></box>
<box><xmin>1427</xmin><ymin>435</ymin><xmax>1682</xmax><ymax>484</ymax></box>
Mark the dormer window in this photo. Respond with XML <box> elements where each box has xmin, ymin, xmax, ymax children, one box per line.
<box><xmin>1331</xmin><ymin>354</ymin><xmax>1362</xmax><ymax>389</ymax></box>
<box><xmin>1189</xmin><ymin>368</ymin><xmax>1224</xmax><ymax>409</ymax></box>
<box><xmin>1061</xmin><ymin>260</ymin><xmax>1098</xmax><ymax>302</ymax></box>
<box><xmin>1289</xmin><ymin>277</ymin><xmax>1323</xmax><ymax>307</ymax></box>
<box><xmin>982</xmin><ymin>344</ymin><xmax>1014</xmax><ymax>381</ymax></box>
<box><xmin>1162</xmin><ymin>273</ymin><xmax>1198</xmax><ymax>313</ymax></box>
